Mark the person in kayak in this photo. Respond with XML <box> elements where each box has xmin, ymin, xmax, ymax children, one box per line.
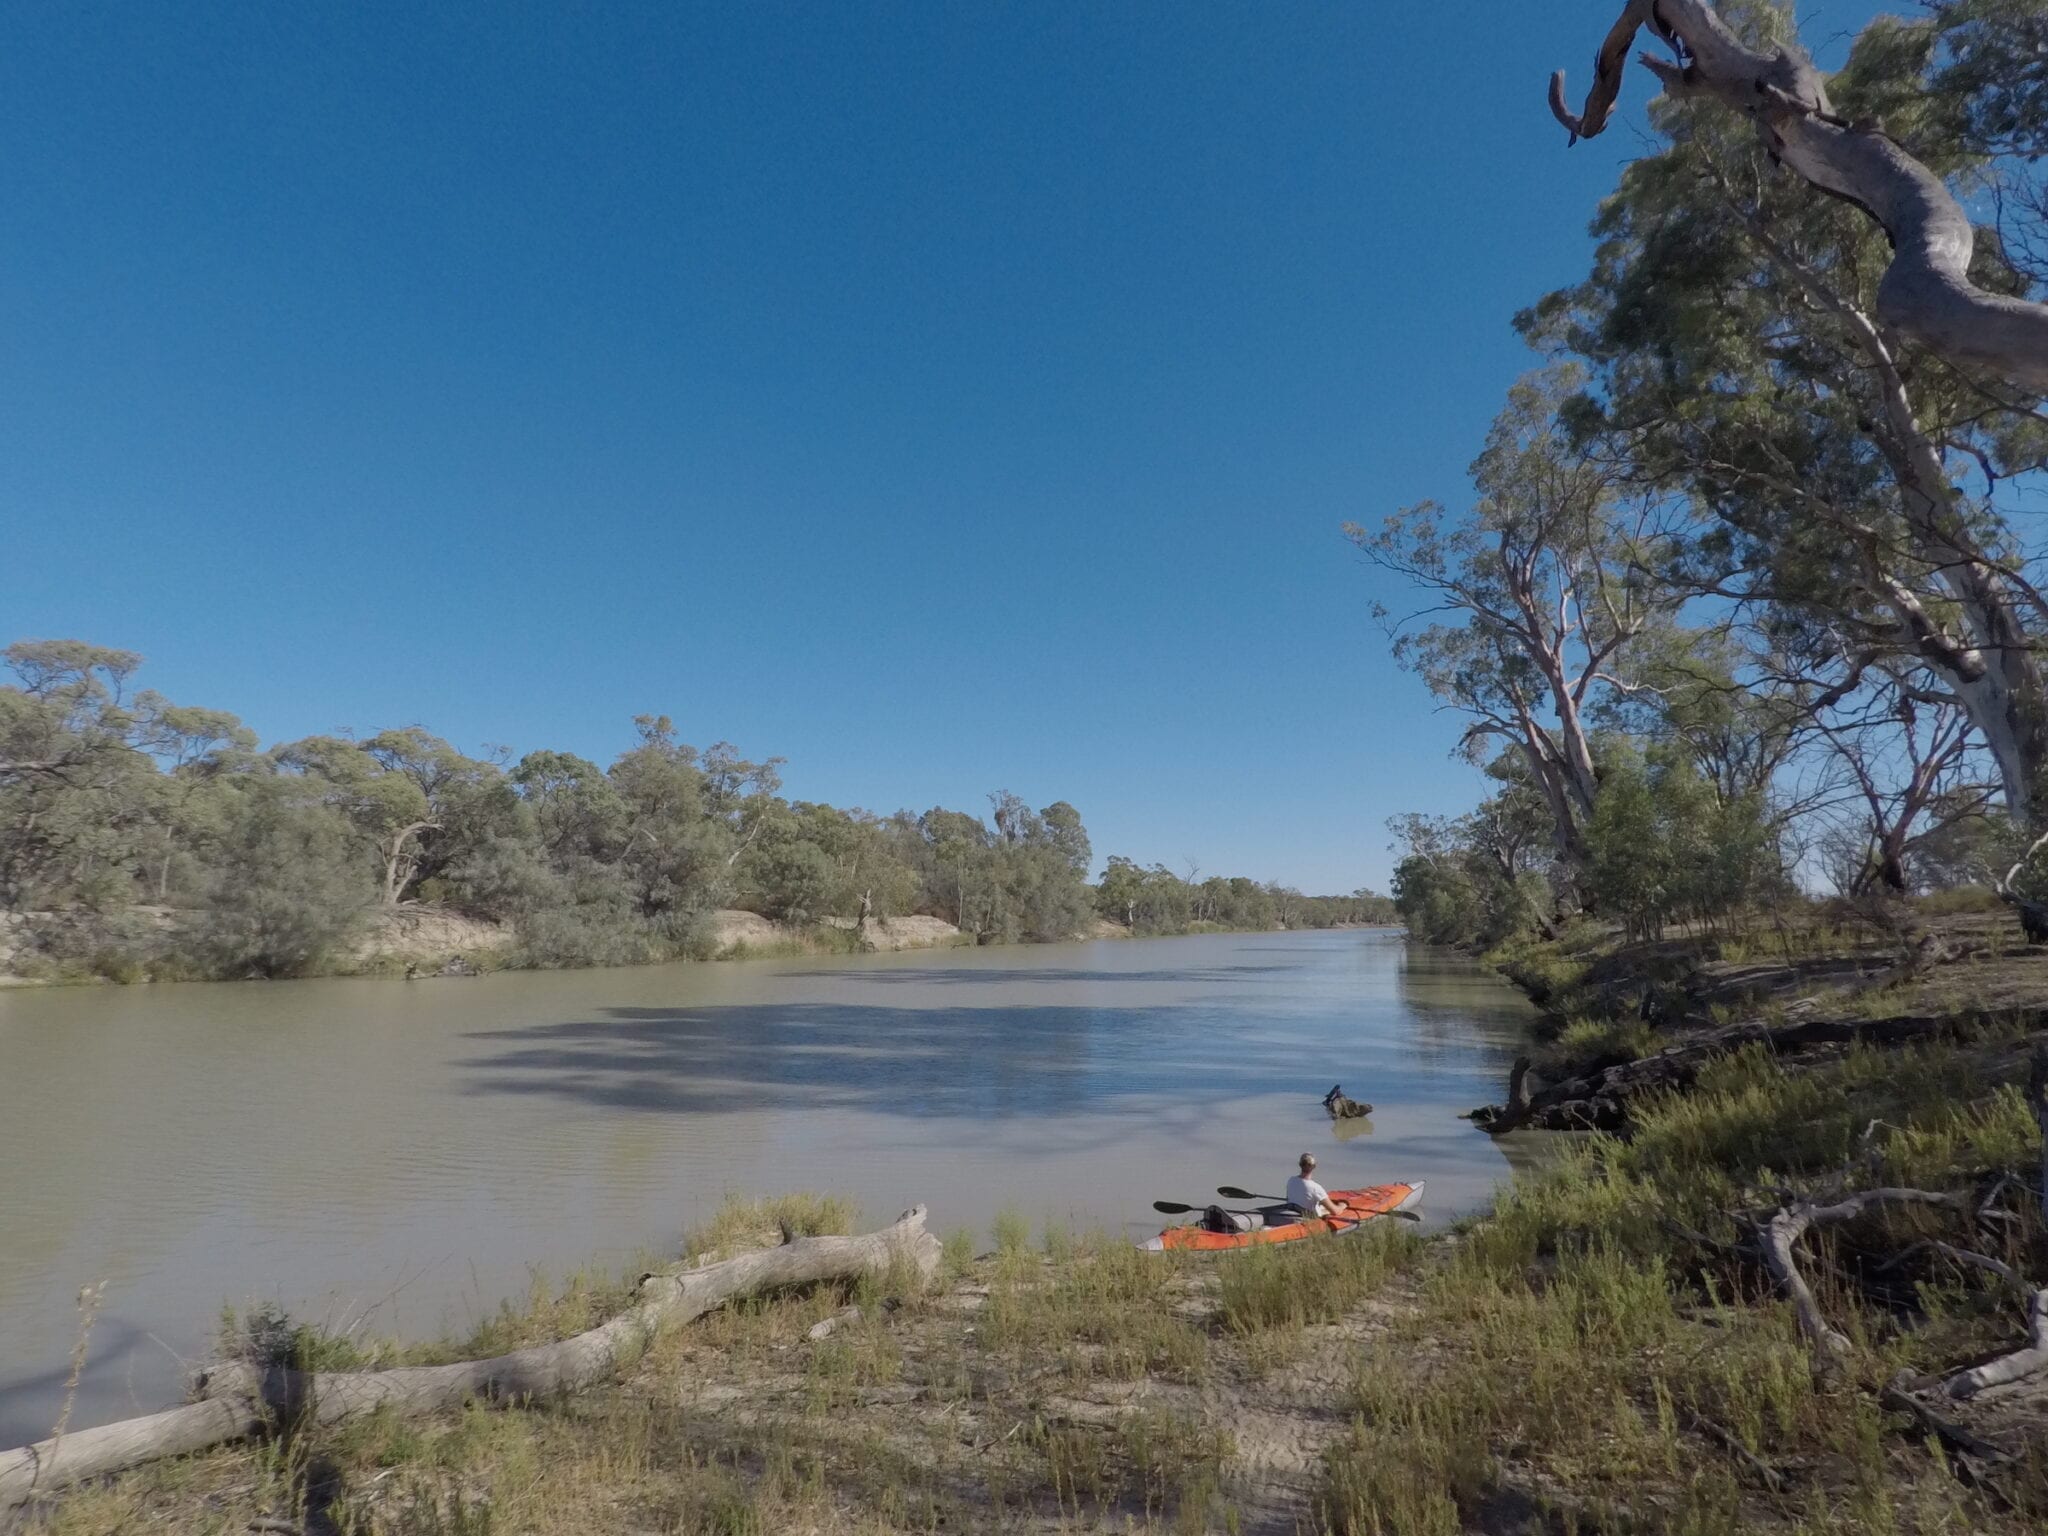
<box><xmin>1285</xmin><ymin>1153</ymin><xmax>1345</xmax><ymax>1219</ymax></box>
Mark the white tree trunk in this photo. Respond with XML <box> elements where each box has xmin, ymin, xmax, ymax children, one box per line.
<box><xmin>0</xmin><ymin>1207</ymin><xmax>940</xmax><ymax>1514</ymax></box>
<box><xmin>1550</xmin><ymin>0</ymin><xmax>2048</xmax><ymax>394</ymax></box>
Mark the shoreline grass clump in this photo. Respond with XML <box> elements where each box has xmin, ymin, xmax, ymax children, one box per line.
<box><xmin>1317</xmin><ymin>954</ymin><xmax>2048</xmax><ymax>1534</ymax></box>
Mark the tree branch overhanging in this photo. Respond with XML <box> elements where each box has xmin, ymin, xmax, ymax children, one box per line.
<box><xmin>1548</xmin><ymin>0</ymin><xmax>2048</xmax><ymax>394</ymax></box>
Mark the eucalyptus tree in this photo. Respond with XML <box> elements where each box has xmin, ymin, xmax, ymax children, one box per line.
<box><xmin>192</xmin><ymin>781</ymin><xmax>369</xmax><ymax>977</ymax></box>
<box><xmin>131</xmin><ymin>692</ymin><xmax>259</xmax><ymax>900</ymax></box>
<box><xmin>1351</xmin><ymin>368</ymin><xmax>1684</xmax><ymax>866</ymax></box>
<box><xmin>1546</xmin><ymin>0</ymin><xmax>2048</xmax><ymax>390</ymax></box>
<box><xmin>1807</xmin><ymin>669</ymin><xmax>1991</xmax><ymax>893</ymax></box>
<box><xmin>1919</xmin><ymin>0</ymin><xmax>2047</xmax><ymax>283</ymax></box>
<box><xmin>0</xmin><ymin>642</ymin><xmax>166</xmax><ymax>911</ymax></box>
<box><xmin>607</xmin><ymin>715</ymin><xmax>731</xmax><ymax>927</ymax></box>
<box><xmin>509</xmin><ymin>749</ymin><xmax>625</xmax><ymax>865</ymax></box>
<box><xmin>1526</xmin><ymin>3</ymin><xmax>2048</xmax><ymax>833</ymax></box>
<box><xmin>271</xmin><ymin>728</ymin><xmax>508</xmax><ymax>906</ymax></box>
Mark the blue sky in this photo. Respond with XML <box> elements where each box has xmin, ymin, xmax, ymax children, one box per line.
<box><xmin>0</xmin><ymin>2</ymin><xmax>1892</xmax><ymax>893</ymax></box>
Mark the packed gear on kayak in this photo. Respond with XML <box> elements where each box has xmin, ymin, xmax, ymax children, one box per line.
<box><xmin>1143</xmin><ymin>1181</ymin><xmax>1423</xmax><ymax>1252</ymax></box>
<box><xmin>1200</xmin><ymin>1205</ymin><xmax>1264</xmax><ymax>1234</ymax></box>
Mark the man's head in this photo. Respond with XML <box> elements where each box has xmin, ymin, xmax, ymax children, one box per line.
<box><xmin>1299</xmin><ymin>1153</ymin><xmax>1317</xmax><ymax>1176</ymax></box>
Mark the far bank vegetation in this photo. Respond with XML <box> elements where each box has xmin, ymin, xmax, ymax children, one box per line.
<box><xmin>0</xmin><ymin>646</ymin><xmax>1390</xmax><ymax>985</ymax></box>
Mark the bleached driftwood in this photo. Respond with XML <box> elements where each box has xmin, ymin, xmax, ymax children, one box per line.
<box><xmin>1548</xmin><ymin>0</ymin><xmax>2048</xmax><ymax>394</ymax></box>
<box><xmin>1921</xmin><ymin>1243</ymin><xmax>2048</xmax><ymax>1399</ymax></box>
<box><xmin>0</xmin><ymin>1206</ymin><xmax>940</xmax><ymax>1514</ymax></box>
<box><xmin>1933</xmin><ymin>1050</ymin><xmax>2048</xmax><ymax>1396</ymax></box>
<box><xmin>1757</xmin><ymin>1187</ymin><xmax>1965</xmax><ymax>1361</ymax></box>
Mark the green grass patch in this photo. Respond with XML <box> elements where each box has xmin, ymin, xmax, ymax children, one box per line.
<box><xmin>1318</xmin><ymin>1008</ymin><xmax>2048</xmax><ymax>1532</ymax></box>
<box><xmin>1216</xmin><ymin>1226</ymin><xmax>1420</xmax><ymax>1335</ymax></box>
<box><xmin>682</xmin><ymin>1192</ymin><xmax>855</xmax><ymax>1262</ymax></box>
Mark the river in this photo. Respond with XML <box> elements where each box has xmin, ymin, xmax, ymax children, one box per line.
<box><xmin>0</xmin><ymin>929</ymin><xmax>1535</xmax><ymax>1445</ymax></box>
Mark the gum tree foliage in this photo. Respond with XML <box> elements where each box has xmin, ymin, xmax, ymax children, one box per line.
<box><xmin>1545</xmin><ymin>0</ymin><xmax>2048</xmax><ymax>389</ymax></box>
<box><xmin>1386</xmin><ymin>769</ymin><xmax>1558</xmax><ymax>948</ymax></box>
<box><xmin>1351</xmin><ymin>368</ymin><xmax>1683</xmax><ymax>868</ymax></box>
<box><xmin>1097</xmin><ymin>855</ymin><xmax>1394</xmax><ymax>937</ymax></box>
<box><xmin>1381</xmin><ymin>4</ymin><xmax>2041</xmax><ymax>941</ymax></box>
<box><xmin>1526</xmin><ymin>0</ymin><xmax>2048</xmax><ymax>829</ymax></box>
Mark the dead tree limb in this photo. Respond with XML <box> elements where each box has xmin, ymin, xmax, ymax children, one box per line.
<box><xmin>1548</xmin><ymin>0</ymin><xmax>2048</xmax><ymax>394</ymax></box>
<box><xmin>1684</xmin><ymin>1408</ymin><xmax>1786</xmax><ymax>1494</ymax></box>
<box><xmin>1467</xmin><ymin>1010</ymin><xmax>1995</xmax><ymax>1136</ymax></box>
<box><xmin>1931</xmin><ymin>1237</ymin><xmax>2048</xmax><ymax>1399</ymax></box>
<box><xmin>1881</xmin><ymin>1380</ymin><xmax>2013</xmax><ymax>1469</ymax></box>
<box><xmin>1465</xmin><ymin>1056</ymin><xmax>1532</xmax><ymax>1130</ymax></box>
<box><xmin>1987</xmin><ymin>833</ymin><xmax>2048</xmax><ymax>945</ymax></box>
<box><xmin>1945</xmin><ymin>1286</ymin><xmax>2048</xmax><ymax>1399</ymax></box>
<box><xmin>0</xmin><ymin>1206</ymin><xmax>941</xmax><ymax>1514</ymax></box>
<box><xmin>1758</xmin><ymin>1188</ymin><xmax>1966</xmax><ymax>1361</ymax></box>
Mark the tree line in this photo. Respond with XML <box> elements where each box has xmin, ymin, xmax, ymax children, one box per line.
<box><xmin>1369</xmin><ymin>1</ymin><xmax>2048</xmax><ymax>949</ymax></box>
<box><xmin>0</xmin><ymin>641</ymin><xmax>1386</xmax><ymax>980</ymax></box>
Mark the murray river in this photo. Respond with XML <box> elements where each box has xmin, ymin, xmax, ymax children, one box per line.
<box><xmin>0</xmin><ymin>928</ymin><xmax>1538</xmax><ymax>1444</ymax></box>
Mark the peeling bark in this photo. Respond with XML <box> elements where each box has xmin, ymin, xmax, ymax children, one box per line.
<box><xmin>1550</xmin><ymin>0</ymin><xmax>2048</xmax><ymax>393</ymax></box>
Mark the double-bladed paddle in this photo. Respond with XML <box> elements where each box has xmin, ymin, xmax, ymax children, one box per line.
<box><xmin>1215</xmin><ymin>1186</ymin><xmax>1422</xmax><ymax>1222</ymax></box>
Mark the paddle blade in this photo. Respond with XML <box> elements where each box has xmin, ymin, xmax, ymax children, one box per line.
<box><xmin>1215</xmin><ymin>1186</ymin><xmax>1257</xmax><ymax>1200</ymax></box>
<box><xmin>1152</xmin><ymin>1200</ymin><xmax>1197</xmax><ymax>1215</ymax></box>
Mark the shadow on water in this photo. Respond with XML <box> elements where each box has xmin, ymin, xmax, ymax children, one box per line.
<box><xmin>458</xmin><ymin>1000</ymin><xmax>1367</xmax><ymax>1118</ymax></box>
<box><xmin>785</xmin><ymin>963</ymin><xmax>1293</xmax><ymax>986</ymax></box>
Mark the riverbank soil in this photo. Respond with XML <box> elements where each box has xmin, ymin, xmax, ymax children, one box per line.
<box><xmin>14</xmin><ymin>908</ymin><xmax>2048</xmax><ymax>1532</ymax></box>
<box><xmin>0</xmin><ymin>905</ymin><xmax>968</xmax><ymax>984</ymax></box>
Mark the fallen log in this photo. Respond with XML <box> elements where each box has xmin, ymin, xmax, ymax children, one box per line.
<box><xmin>1468</xmin><ymin>1011</ymin><xmax>1994</xmax><ymax>1136</ymax></box>
<box><xmin>0</xmin><ymin>1205</ymin><xmax>941</xmax><ymax>1515</ymax></box>
<box><xmin>1927</xmin><ymin>1235</ymin><xmax>2048</xmax><ymax>1399</ymax></box>
<box><xmin>1945</xmin><ymin>1284</ymin><xmax>2048</xmax><ymax>1399</ymax></box>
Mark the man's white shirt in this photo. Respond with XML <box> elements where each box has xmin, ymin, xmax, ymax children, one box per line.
<box><xmin>1285</xmin><ymin>1174</ymin><xmax>1330</xmax><ymax>1213</ymax></box>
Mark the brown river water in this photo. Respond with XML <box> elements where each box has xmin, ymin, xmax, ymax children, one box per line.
<box><xmin>0</xmin><ymin>929</ymin><xmax>1537</xmax><ymax>1445</ymax></box>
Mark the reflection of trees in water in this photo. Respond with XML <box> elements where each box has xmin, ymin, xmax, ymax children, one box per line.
<box><xmin>1487</xmin><ymin>1128</ymin><xmax>1582</xmax><ymax>1181</ymax></box>
<box><xmin>1398</xmin><ymin>951</ymin><xmax>1533</xmax><ymax>1026</ymax></box>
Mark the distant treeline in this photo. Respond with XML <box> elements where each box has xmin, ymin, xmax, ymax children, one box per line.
<box><xmin>0</xmin><ymin>641</ymin><xmax>1390</xmax><ymax>981</ymax></box>
<box><xmin>1096</xmin><ymin>857</ymin><xmax>1391</xmax><ymax>936</ymax></box>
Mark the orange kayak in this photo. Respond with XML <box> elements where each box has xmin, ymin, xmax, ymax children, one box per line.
<box><xmin>1141</xmin><ymin>1182</ymin><xmax>1424</xmax><ymax>1252</ymax></box>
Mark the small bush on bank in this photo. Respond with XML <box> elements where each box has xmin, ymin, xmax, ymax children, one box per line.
<box><xmin>682</xmin><ymin>1192</ymin><xmax>856</xmax><ymax>1262</ymax></box>
<box><xmin>1541</xmin><ymin>1014</ymin><xmax>1656</xmax><ymax>1074</ymax></box>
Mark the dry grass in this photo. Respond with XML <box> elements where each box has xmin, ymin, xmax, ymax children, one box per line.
<box><xmin>30</xmin><ymin>1201</ymin><xmax>1430</xmax><ymax>1534</ymax></box>
<box><xmin>1318</xmin><ymin>1022</ymin><xmax>2048</xmax><ymax>1534</ymax></box>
